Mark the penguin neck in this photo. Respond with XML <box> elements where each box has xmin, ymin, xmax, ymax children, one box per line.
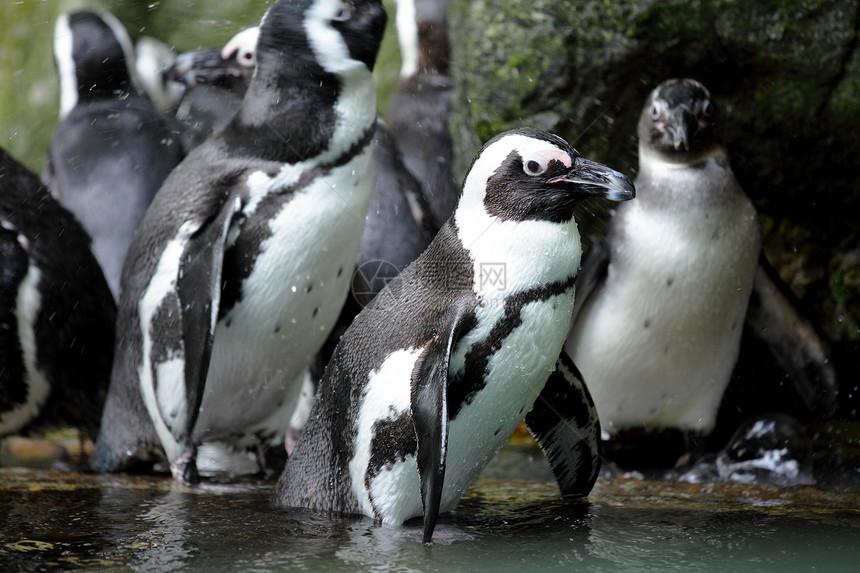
<box><xmin>452</xmin><ymin>206</ymin><xmax>581</xmax><ymax>301</ymax></box>
<box><xmin>227</xmin><ymin>63</ymin><xmax>377</xmax><ymax>165</ymax></box>
<box><xmin>638</xmin><ymin>141</ymin><xmax>727</xmax><ymax>171</ymax></box>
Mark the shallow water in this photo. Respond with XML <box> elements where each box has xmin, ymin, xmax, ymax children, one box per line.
<box><xmin>2</xmin><ymin>445</ymin><xmax>858</xmax><ymax>572</ymax></box>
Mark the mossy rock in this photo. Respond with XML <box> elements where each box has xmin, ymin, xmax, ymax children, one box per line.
<box><xmin>448</xmin><ymin>0</ymin><xmax>860</xmax><ymax>349</ymax></box>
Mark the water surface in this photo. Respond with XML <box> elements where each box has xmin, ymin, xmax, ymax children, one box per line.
<box><xmin>2</xmin><ymin>445</ymin><xmax>858</xmax><ymax>572</ymax></box>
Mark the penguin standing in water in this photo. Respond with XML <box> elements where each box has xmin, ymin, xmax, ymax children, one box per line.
<box><xmin>386</xmin><ymin>0</ymin><xmax>458</xmax><ymax>229</ymax></box>
<box><xmin>0</xmin><ymin>147</ymin><xmax>116</xmax><ymax>440</ymax></box>
<box><xmin>277</xmin><ymin>127</ymin><xmax>634</xmax><ymax>543</ymax></box>
<box><xmin>91</xmin><ymin>0</ymin><xmax>388</xmax><ymax>484</ymax></box>
<box><xmin>43</xmin><ymin>11</ymin><xmax>184</xmax><ymax>300</ymax></box>
<box><xmin>564</xmin><ymin>79</ymin><xmax>837</xmax><ymax>466</ymax></box>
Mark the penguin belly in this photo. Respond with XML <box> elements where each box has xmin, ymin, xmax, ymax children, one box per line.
<box><xmin>567</xmin><ymin>201</ymin><xmax>759</xmax><ymax>434</ymax></box>
<box><xmin>352</xmin><ymin>291</ymin><xmax>575</xmax><ymax>525</ymax></box>
<box><xmin>193</xmin><ymin>151</ymin><xmax>373</xmax><ymax>446</ymax></box>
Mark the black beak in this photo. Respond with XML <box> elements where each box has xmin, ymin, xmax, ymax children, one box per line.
<box><xmin>668</xmin><ymin>106</ymin><xmax>693</xmax><ymax>151</ymax></box>
<box><xmin>168</xmin><ymin>47</ymin><xmax>244</xmax><ymax>87</ymax></box>
<box><xmin>549</xmin><ymin>157</ymin><xmax>636</xmax><ymax>202</ymax></box>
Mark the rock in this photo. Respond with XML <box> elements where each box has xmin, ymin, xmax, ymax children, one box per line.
<box><xmin>448</xmin><ymin>0</ymin><xmax>860</xmax><ymax>361</ymax></box>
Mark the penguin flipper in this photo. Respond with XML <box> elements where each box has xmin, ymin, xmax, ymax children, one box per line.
<box><xmin>570</xmin><ymin>237</ymin><xmax>610</xmax><ymax>324</ymax></box>
<box><xmin>411</xmin><ymin>305</ymin><xmax>468</xmax><ymax>544</ymax></box>
<box><xmin>526</xmin><ymin>351</ymin><xmax>602</xmax><ymax>498</ymax></box>
<box><xmin>746</xmin><ymin>255</ymin><xmax>838</xmax><ymax>418</ymax></box>
<box><xmin>175</xmin><ymin>187</ymin><xmax>240</xmax><ymax>442</ymax></box>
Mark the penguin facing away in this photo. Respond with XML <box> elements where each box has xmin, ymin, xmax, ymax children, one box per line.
<box><xmin>43</xmin><ymin>11</ymin><xmax>184</xmax><ymax>300</ymax></box>
<box><xmin>386</xmin><ymin>0</ymin><xmax>458</xmax><ymax>230</ymax></box>
<box><xmin>276</xmin><ymin>127</ymin><xmax>634</xmax><ymax>543</ymax></box>
<box><xmin>0</xmin><ymin>147</ymin><xmax>116</xmax><ymax>440</ymax></box>
<box><xmin>91</xmin><ymin>0</ymin><xmax>388</xmax><ymax>484</ymax></box>
<box><xmin>564</xmin><ymin>79</ymin><xmax>837</xmax><ymax>459</ymax></box>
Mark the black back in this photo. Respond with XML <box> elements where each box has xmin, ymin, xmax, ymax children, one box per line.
<box><xmin>0</xmin><ymin>148</ymin><xmax>116</xmax><ymax>438</ymax></box>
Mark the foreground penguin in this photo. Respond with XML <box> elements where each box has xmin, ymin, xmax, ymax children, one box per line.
<box><xmin>276</xmin><ymin>127</ymin><xmax>634</xmax><ymax>543</ymax></box>
<box><xmin>0</xmin><ymin>147</ymin><xmax>116</xmax><ymax>440</ymax></box>
<box><xmin>564</xmin><ymin>79</ymin><xmax>837</xmax><ymax>463</ymax></box>
<box><xmin>92</xmin><ymin>0</ymin><xmax>387</xmax><ymax>483</ymax></box>
<box><xmin>43</xmin><ymin>11</ymin><xmax>184</xmax><ymax>299</ymax></box>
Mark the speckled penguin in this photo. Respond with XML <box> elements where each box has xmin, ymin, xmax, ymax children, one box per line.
<box><xmin>43</xmin><ymin>11</ymin><xmax>184</xmax><ymax>300</ymax></box>
<box><xmin>564</xmin><ymin>79</ymin><xmax>837</xmax><ymax>458</ymax></box>
<box><xmin>91</xmin><ymin>0</ymin><xmax>387</xmax><ymax>483</ymax></box>
<box><xmin>277</xmin><ymin>127</ymin><xmax>633</xmax><ymax>542</ymax></box>
<box><xmin>0</xmin><ymin>147</ymin><xmax>116</xmax><ymax>439</ymax></box>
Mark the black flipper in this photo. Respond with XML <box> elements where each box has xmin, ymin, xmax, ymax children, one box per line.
<box><xmin>411</xmin><ymin>305</ymin><xmax>468</xmax><ymax>544</ymax></box>
<box><xmin>746</xmin><ymin>255</ymin><xmax>838</xmax><ymax>418</ymax></box>
<box><xmin>570</xmin><ymin>237</ymin><xmax>610</xmax><ymax>324</ymax></box>
<box><xmin>526</xmin><ymin>350</ymin><xmax>602</xmax><ymax>498</ymax></box>
<box><xmin>173</xmin><ymin>186</ymin><xmax>240</xmax><ymax>478</ymax></box>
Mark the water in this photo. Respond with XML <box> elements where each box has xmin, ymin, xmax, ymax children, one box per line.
<box><xmin>2</xmin><ymin>445</ymin><xmax>858</xmax><ymax>572</ymax></box>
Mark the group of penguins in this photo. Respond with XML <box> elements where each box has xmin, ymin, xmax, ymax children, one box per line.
<box><xmin>0</xmin><ymin>0</ymin><xmax>844</xmax><ymax>543</ymax></box>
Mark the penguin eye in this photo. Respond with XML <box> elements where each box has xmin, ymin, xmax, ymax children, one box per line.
<box><xmin>332</xmin><ymin>4</ymin><xmax>353</xmax><ymax>22</ymax></box>
<box><xmin>650</xmin><ymin>103</ymin><xmax>661</xmax><ymax>120</ymax></box>
<box><xmin>523</xmin><ymin>159</ymin><xmax>547</xmax><ymax>176</ymax></box>
<box><xmin>701</xmin><ymin>100</ymin><xmax>713</xmax><ymax>117</ymax></box>
<box><xmin>239</xmin><ymin>50</ymin><xmax>255</xmax><ymax>67</ymax></box>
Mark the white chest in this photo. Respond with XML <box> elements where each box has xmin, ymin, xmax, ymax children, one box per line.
<box><xmin>194</xmin><ymin>149</ymin><xmax>374</xmax><ymax>442</ymax></box>
<box><xmin>567</xmin><ymin>188</ymin><xmax>761</xmax><ymax>433</ymax></box>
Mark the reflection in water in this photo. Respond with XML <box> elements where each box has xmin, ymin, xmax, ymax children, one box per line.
<box><xmin>1</xmin><ymin>465</ymin><xmax>859</xmax><ymax>572</ymax></box>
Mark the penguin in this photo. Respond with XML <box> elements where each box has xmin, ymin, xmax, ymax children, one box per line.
<box><xmin>134</xmin><ymin>35</ymin><xmax>184</xmax><ymax>115</ymax></box>
<box><xmin>351</xmin><ymin>122</ymin><xmax>437</xmax><ymax>306</ymax></box>
<box><xmin>167</xmin><ymin>27</ymin><xmax>260</xmax><ymax>151</ymax></box>
<box><xmin>386</xmin><ymin>0</ymin><xmax>458</xmax><ymax>230</ymax></box>
<box><xmin>276</xmin><ymin>127</ymin><xmax>634</xmax><ymax>543</ymax></box>
<box><xmin>166</xmin><ymin>26</ymin><xmax>435</xmax><ymax>302</ymax></box>
<box><xmin>43</xmin><ymin>11</ymin><xmax>184</xmax><ymax>301</ymax></box>
<box><xmin>91</xmin><ymin>0</ymin><xmax>388</xmax><ymax>484</ymax></box>
<box><xmin>0</xmin><ymin>147</ymin><xmax>116</xmax><ymax>441</ymax></box>
<box><xmin>563</xmin><ymin>79</ymin><xmax>838</xmax><ymax>465</ymax></box>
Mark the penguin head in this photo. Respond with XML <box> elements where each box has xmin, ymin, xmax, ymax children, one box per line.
<box><xmin>168</xmin><ymin>28</ymin><xmax>259</xmax><ymax>92</ymax></box>
<box><xmin>457</xmin><ymin>127</ymin><xmax>635</xmax><ymax>225</ymax></box>
<box><xmin>638</xmin><ymin>78</ymin><xmax>722</xmax><ymax>161</ymax></box>
<box><xmin>258</xmin><ymin>0</ymin><xmax>387</xmax><ymax>77</ymax></box>
<box><xmin>222</xmin><ymin>27</ymin><xmax>260</xmax><ymax>76</ymax></box>
<box><xmin>54</xmin><ymin>11</ymin><xmax>139</xmax><ymax>118</ymax></box>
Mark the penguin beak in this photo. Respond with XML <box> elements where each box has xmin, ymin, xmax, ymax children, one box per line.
<box><xmin>168</xmin><ymin>47</ymin><xmax>244</xmax><ymax>87</ymax></box>
<box><xmin>549</xmin><ymin>158</ymin><xmax>636</xmax><ymax>202</ymax></box>
<box><xmin>669</xmin><ymin>108</ymin><xmax>692</xmax><ymax>151</ymax></box>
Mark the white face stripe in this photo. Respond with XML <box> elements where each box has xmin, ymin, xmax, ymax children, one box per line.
<box><xmin>305</xmin><ymin>0</ymin><xmax>366</xmax><ymax>76</ymax></box>
<box><xmin>455</xmin><ymin>134</ymin><xmax>572</xmax><ymax>215</ymax></box>
<box><xmin>54</xmin><ymin>11</ymin><xmax>140</xmax><ymax>119</ymax></box>
<box><xmin>221</xmin><ymin>26</ymin><xmax>260</xmax><ymax>67</ymax></box>
<box><xmin>54</xmin><ymin>14</ymin><xmax>77</xmax><ymax>119</ymax></box>
<box><xmin>394</xmin><ymin>0</ymin><xmax>419</xmax><ymax>78</ymax></box>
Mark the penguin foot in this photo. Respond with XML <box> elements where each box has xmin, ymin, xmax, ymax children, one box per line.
<box><xmin>170</xmin><ymin>452</ymin><xmax>200</xmax><ymax>486</ymax></box>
